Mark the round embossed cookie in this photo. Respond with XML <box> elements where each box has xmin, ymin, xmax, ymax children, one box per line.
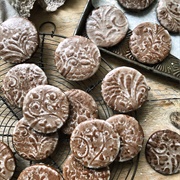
<box><xmin>145</xmin><ymin>130</ymin><xmax>180</xmax><ymax>175</ymax></box>
<box><xmin>118</xmin><ymin>0</ymin><xmax>155</xmax><ymax>10</ymax></box>
<box><xmin>23</xmin><ymin>85</ymin><xmax>69</xmax><ymax>134</ymax></box>
<box><xmin>0</xmin><ymin>141</ymin><xmax>16</xmax><ymax>180</ymax></box>
<box><xmin>13</xmin><ymin>118</ymin><xmax>59</xmax><ymax>161</ymax></box>
<box><xmin>101</xmin><ymin>66</ymin><xmax>148</xmax><ymax>113</ymax></box>
<box><xmin>129</xmin><ymin>22</ymin><xmax>171</xmax><ymax>64</ymax></box>
<box><xmin>157</xmin><ymin>0</ymin><xmax>180</xmax><ymax>33</ymax></box>
<box><xmin>17</xmin><ymin>164</ymin><xmax>63</xmax><ymax>180</ymax></box>
<box><xmin>0</xmin><ymin>17</ymin><xmax>38</xmax><ymax>63</ymax></box>
<box><xmin>63</xmin><ymin>154</ymin><xmax>110</xmax><ymax>180</ymax></box>
<box><xmin>86</xmin><ymin>5</ymin><xmax>129</xmax><ymax>47</ymax></box>
<box><xmin>1</xmin><ymin>63</ymin><xmax>47</xmax><ymax>108</ymax></box>
<box><xmin>70</xmin><ymin>119</ymin><xmax>120</xmax><ymax>169</ymax></box>
<box><xmin>62</xmin><ymin>89</ymin><xmax>98</xmax><ymax>135</ymax></box>
<box><xmin>55</xmin><ymin>35</ymin><xmax>101</xmax><ymax>81</ymax></box>
<box><xmin>107</xmin><ymin>114</ymin><xmax>144</xmax><ymax>162</ymax></box>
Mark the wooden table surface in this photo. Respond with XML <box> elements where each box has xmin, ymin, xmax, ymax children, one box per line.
<box><xmin>0</xmin><ymin>0</ymin><xmax>179</xmax><ymax>179</ymax></box>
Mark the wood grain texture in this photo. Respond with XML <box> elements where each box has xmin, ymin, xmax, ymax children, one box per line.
<box><xmin>0</xmin><ymin>0</ymin><xmax>179</xmax><ymax>179</ymax></box>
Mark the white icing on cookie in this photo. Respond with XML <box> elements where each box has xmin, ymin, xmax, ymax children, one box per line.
<box><xmin>157</xmin><ymin>0</ymin><xmax>180</xmax><ymax>33</ymax></box>
<box><xmin>101</xmin><ymin>66</ymin><xmax>148</xmax><ymax>113</ymax></box>
<box><xmin>62</xmin><ymin>89</ymin><xmax>98</xmax><ymax>135</ymax></box>
<box><xmin>146</xmin><ymin>130</ymin><xmax>180</xmax><ymax>175</ymax></box>
<box><xmin>23</xmin><ymin>85</ymin><xmax>69</xmax><ymax>134</ymax></box>
<box><xmin>55</xmin><ymin>36</ymin><xmax>101</xmax><ymax>81</ymax></box>
<box><xmin>17</xmin><ymin>164</ymin><xmax>63</xmax><ymax>180</ymax></box>
<box><xmin>118</xmin><ymin>0</ymin><xmax>154</xmax><ymax>10</ymax></box>
<box><xmin>2</xmin><ymin>63</ymin><xmax>47</xmax><ymax>108</ymax></box>
<box><xmin>129</xmin><ymin>22</ymin><xmax>171</xmax><ymax>64</ymax></box>
<box><xmin>70</xmin><ymin>119</ymin><xmax>120</xmax><ymax>169</ymax></box>
<box><xmin>86</xmin><ymin>5</ymin><xmax>128</xmax><ymax>47</ymax></box>
<box><xmin>0</xmin><ymin>141</ymin><xmax>16</xmax><ymax>180</ymax></box>
<box><xmin>63</xmin><ymin>154</ymin><xmax>110</xmax><ymax>180</ymax></box>
<box><xmin>13</xmin><ymin>118</ymin><xmax>58</xmax><ymax>160</ymax></box>
<box><xmin>107</xmin><ymin>114</ymin><xmax>144</xmax><ymax>162</ymax></box>
<box><xmin>0</xmin><ymin>17</ymin><xmax>38</xmax><ymax>63</ymax></box>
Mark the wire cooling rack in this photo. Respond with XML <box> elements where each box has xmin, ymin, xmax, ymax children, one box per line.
<box><xmin>0</xmin><ymin>23</ymin><xmax>140</xmax><ymax>179</ymax></box>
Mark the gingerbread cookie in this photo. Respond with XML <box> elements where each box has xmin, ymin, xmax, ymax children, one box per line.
<box><xmin>63</xmin><ymin>154</ymin><xmax>110</xmax><ymax>180</ymax></box>
<box><xmin>118</xmin><ymin>0</ymin><xmax>155</xmax><ymax>10</ymax></box>
<box><xmin>13</xmin><ymin>118</ymin><xmax>59</xmax><ymax>160</ymax></box>
<box><xmin>145</xmin><ymin>130</ymin><xmax>180</xmax><ymax>175</ymax></box>
<box><xmin>70</xmin><ymin>119</ymin><xmax>120</xmax><ymax>168</ymax></box>
<box><xmin>129</xmin><ymin>22</ymin><xmax>171</xmax><ymax>64</ymax></box>
<box><xmin>86</xmin><ymin>5</ymin><xmax>129</xmax><ymax>47</ymax></box>
<box><xmin>17</xmin><ymin>164</ymin><xmax>63</xmax><ymax>180</ymax></box>
<box><xmin>55</xmin><ymin>35</ymin><xmax>101</xmax><ymax>81</ymax></box>
<box><xmin>0</xmin><ymin>141</ymin><xmax>16</xmax><ymax>180</ymax></box>
<box><xmin>101</xmin><ymin>66</ymin><xmax>148</xmax><ymax>113</ymax></box>
<box><xmin>62</xmin><ymin>89</ymin><xmax>98</xmax><ymax>135</ymax></box>
<box><xmin>0</xmin><ymin>17</ymin><xmax>38</xmax><ymax>63</ymax></box>
<box><xmin>107</xmin><ymin>114</ymin><xmax>144</xmax><ymax>162</ymax></box>
<box><xmin>157</xmin><ymin>0</ymin><xmax>180</xmax><ymax>33</ymax></box>
<box><xmin>2</xmin><ymin>63</ymin><xmax>47</xmax><ymax>108</ymax></box>
<box><xmin>23</xmin><ymin>85</ymin><xmax>69</xmax><ymax>134</ymax></box>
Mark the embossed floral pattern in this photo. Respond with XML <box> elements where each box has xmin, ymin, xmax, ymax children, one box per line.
<box><xmin>63</xmin><ymin>154</ymin><xmax>110</xmax><ymax>180</ymax></box>
<box><xmin>129</xmin><ymin>22</ymin><xmax>171</xmax><ymax>64</ymax></box>
<box><xmin>0</xmin><ymin>141</ymin><xmax>16</xmax><ymax>180</ymax></box>
<box><xmin>55</xmin><ymin>36</ymin><xmax>101</xmax><ymax>81</ymax></box>
<box><xmin>62</xmin><ymin>89</ymin><xmax>98</xmax><ymax>135</ymax></box>
<box><xmin>157</xmin><ymin>0</ymin><xmax>180</xmax><ymax>33</ymax></box>
<box><xmin>13</xmin><ymin>118</ymin><xmax>58</xmax><ymax>161</ymax></box>
<box><xmin>107</xmin><ymin>114</ymin><xmax>144</xmax><ymax>162</ymax></box>
<box><xmin>145</xmin><ymin>130</ymin><xmax>180</xmax><ymax>175</ymax></box>
<box><xmin>2</xmin><ymin>63</ymin><xmax>47</xmax><ymax>108</ymax></box>
<box><xmin>17</xmin><ymin>164</ymin><xmax>63</xmax><ymax>180</ymax></box>
<box><xmin>0</xmin><ymin>17</ymin><xmax>38</xmax><ymax>63</ymax></box>
<box><xmin>23</xmin><ymin>85</ymin><xmax>69</xmax><ymax>134</ymax></box>
<box><xmin>118</xmin><ymin>0</ymin><xmax>154</xmax><ymax>10</ymax></box>
<box><xmin>101</xmin><ymin>67</ymin><xmax>148</xmax><ymax>113</ymax></box>
<box><xmin>70</xmin><ymin>119</ymin><xmax>120</xmax><ymax>169</ymax></box>
<box><xmin>86</xmin><ymin>5</ymin><xmax>128</xmax><ymax>47</ymax></box>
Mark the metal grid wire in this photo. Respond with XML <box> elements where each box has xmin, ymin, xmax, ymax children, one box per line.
<box><xmin>0</xmin><ymin>29</ymin><xmax>140</xmax><ymax>179</ymax></box>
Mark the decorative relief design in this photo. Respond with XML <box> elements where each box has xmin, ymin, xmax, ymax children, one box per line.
<box><xmin>107</xmin><ymin>114</ymin><xmax>144</xmax><ymax>162</ymax></box>
<box><xmin>129</xmin><ymin>22</ymin><xmax>171</xmax><ymax>64</ymax></box>
<box><xmin>157</xmin><ymin>0</ymin><xmax>180</xmax><ymax>33</ymax></box>
<box><xmin>1</xmin><ymin>63</ymin><xmax>47</xmax><ymax>108</ymax></box>
<box><xmin>55</xmin><ymin>36</ymin><xmax>101</xmax><ymax>81</ymax></box>
<box><xmin>0</xmin><ymin>141</ymin><xmax>16</xmax><ymax>180</ymax></box>
<box><xmin>8</xmin><ymin>0</ymin><xmax>36</xmax><ymax>17</ymax></box>
<box><xmin>0</xmin><ymin>17</ymin><xmax>38</xmax><ymax>64</ymax></box>
<box><xmin>86</xmin><ymin>5</ymin><xmax>129</xmax><ymax>47</ymax></box>
<box><xmin>107</xmin><ymin>30</ymin><xmax>136</xmax><ymax>61</ymax></box>
<box><xmin>70</xmin><ymin>119</ymin><xmax>120</xmax><ymax>169</ymax></box>
<box><xmin>17</xmin><ymin>164</ymin><xmax>63</xmax><ymax>180</ymax></box>
<box><xmin>63</xmin><ymin>154</ymin><xmax>110</xmax><ymax>180</ymax></box>
<box><xmin>101</xmin><ymin>67</ymin><xmax>148</xmax><ymax>113</ymax></box>
<box><xmin>153</xmin><ymin>55</ymin><xmax>180</xmax><ymax>79</ymax></box>
<box><xmin>62</xmin><ymin>89</ymin><xmax>98</xmax><ymax>135</ymax></box>
<box><xmin>13</xmin><ymin>118</ymin><xmax>58</xmax><ymax>161</ymax></box>
<box><xmin>145</xmin><ymin>130</ymin><xmax>180</xmax><ymax>175</ymax></box>
<box><xmin>23</xmin><ymin>85</ymin><xmax>69</xmax><ymax>134</ymax></box>
<box><xmin>118</xmin><ymin>0</ymin><xmax>155</xmax><ymax>10</ymax></box>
